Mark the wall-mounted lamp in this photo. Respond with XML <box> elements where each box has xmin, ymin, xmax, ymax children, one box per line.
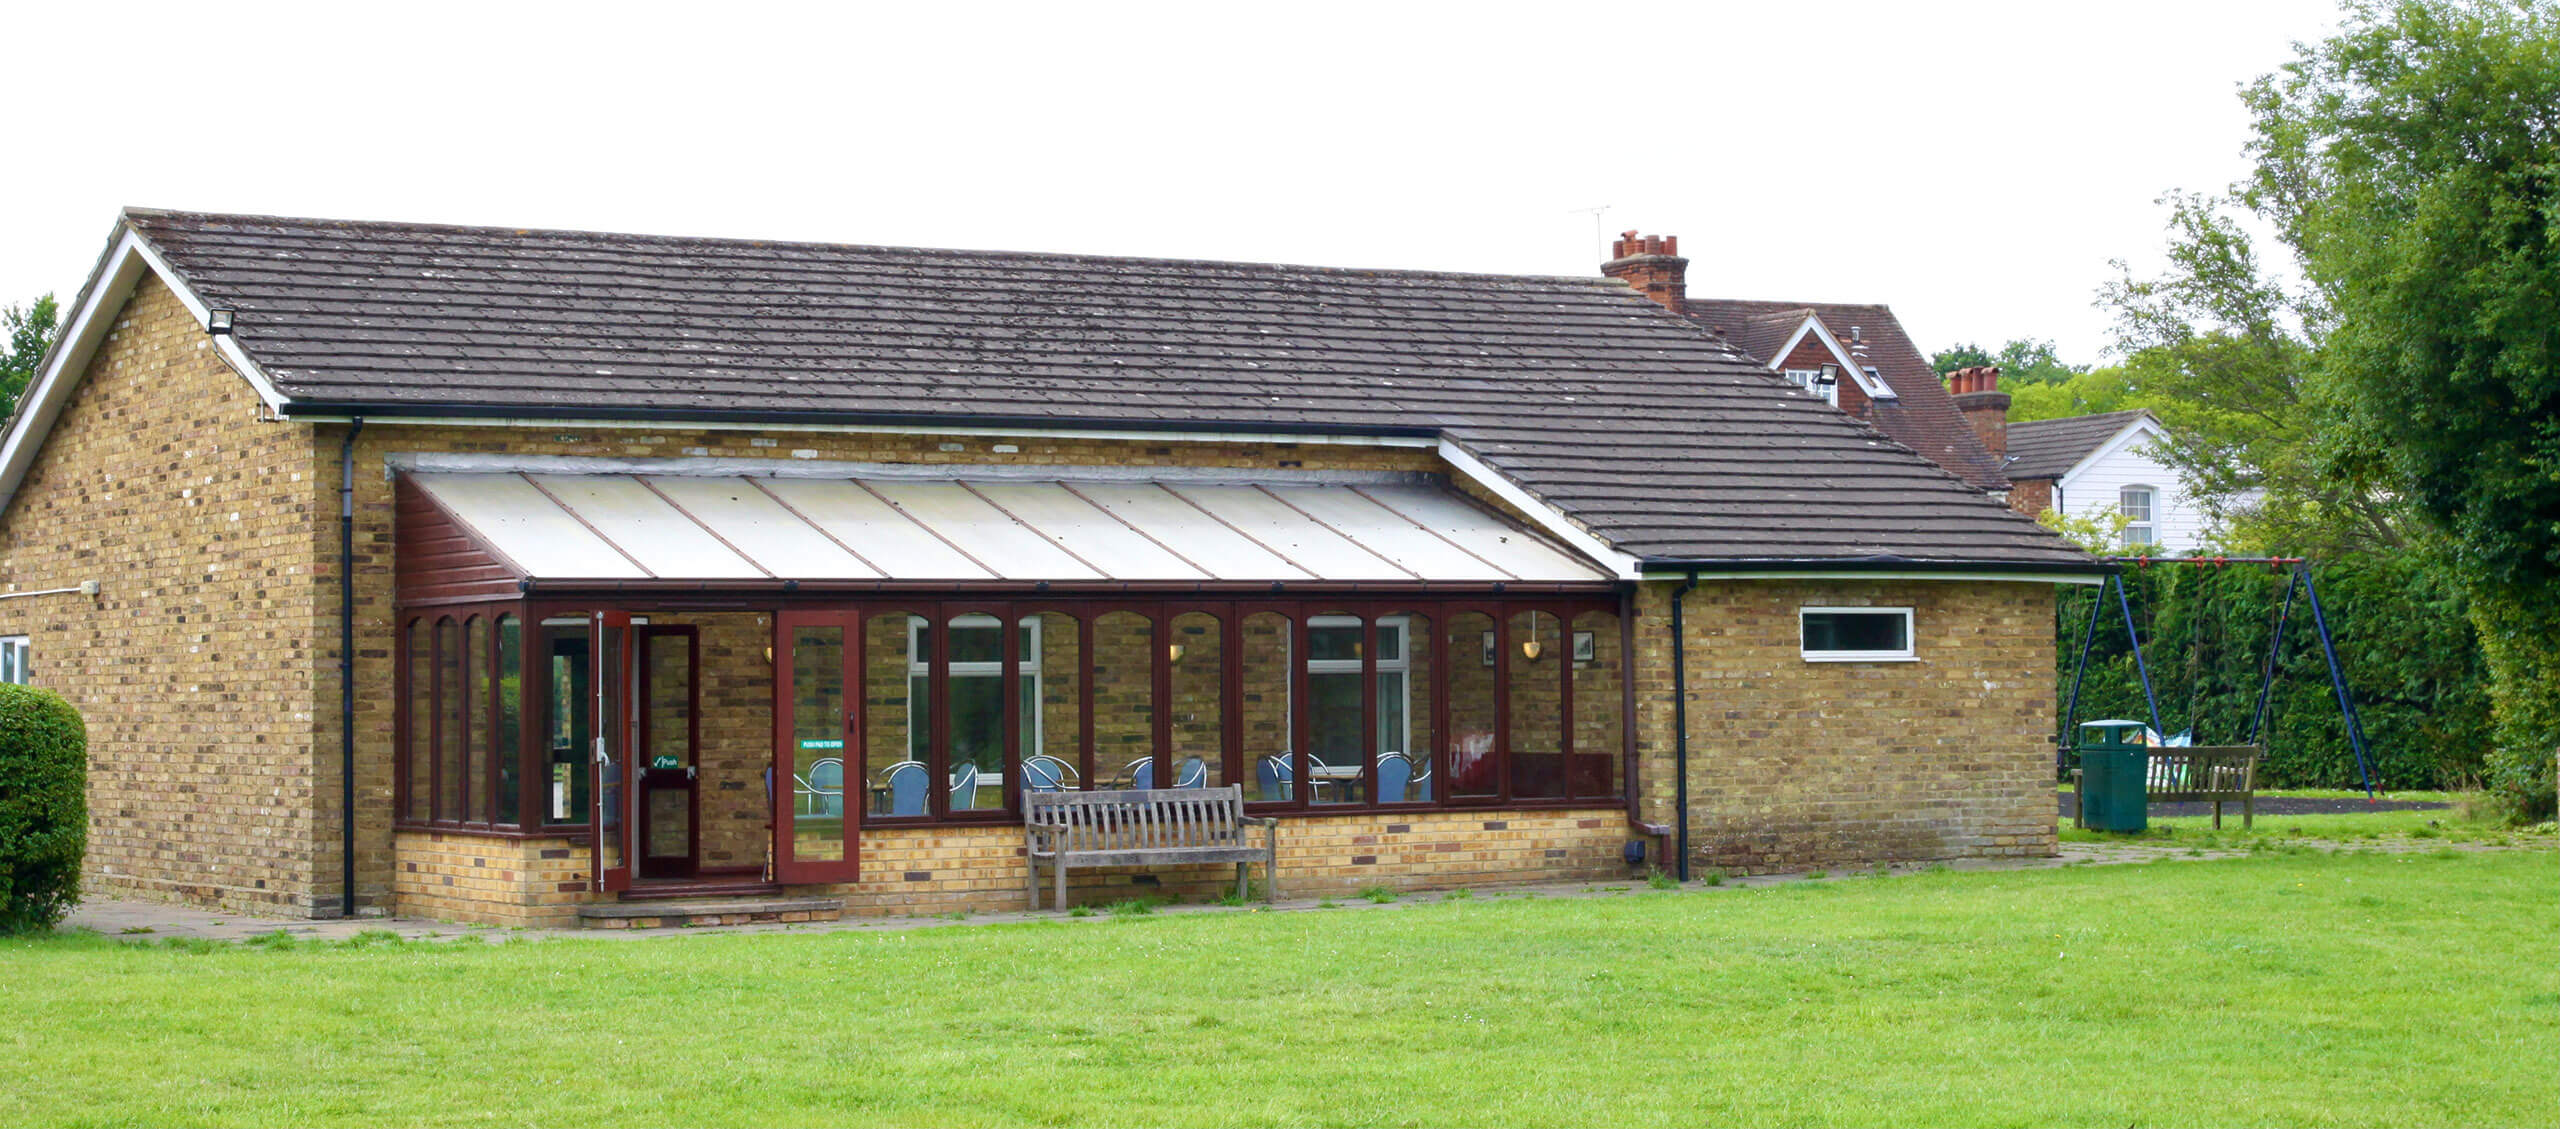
<box><xmin>1813</xmin><ymin>363</ymin><xmax>1840</xmax><ymax>390</ymax></box>
<box><xmin>1167</xmin><ymin>643</ymin><xmax>1185</xmax><ymax>664</ymax></box>
<box><xmin>206</xmin><ymin>309</ymin><xmax>236</xmax><ymax>336</ymax></box>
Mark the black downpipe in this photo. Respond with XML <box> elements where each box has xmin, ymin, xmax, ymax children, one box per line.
<box><xmin>1669</xmin><ymin>571</ymin><xmax>1698</xmax><ymax>881</ymax></box>
<box><xmin>337</xmin><ymin>418</ymin><xmax>364</xmax><ymax>918</ymax></box>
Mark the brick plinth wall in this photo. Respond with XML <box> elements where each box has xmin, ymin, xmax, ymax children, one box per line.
<box><xmin>393</xmin><ymin>831</ymin><xmax>590</xmax><ymax>928</ymax></box>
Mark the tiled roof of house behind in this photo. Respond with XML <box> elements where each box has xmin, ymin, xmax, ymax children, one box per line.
<box><xmin>2003</xmin><ymin>410</ymin><xmax>2156</xmax><ymax>481</ymax></box>
<box><xmin>1681</xmin><ymin>298</ymin><xmax>2011</xmax><ymax>492</ymax></box>
<box><xmin>118</xmin><ymin>209</ymin><xmax>2090</xmax><ymax>568</ymax></box>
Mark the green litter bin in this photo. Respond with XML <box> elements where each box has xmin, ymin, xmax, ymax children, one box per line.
<box><xmin>2077</xmin><ymin>720</ymin><xmax>2150</xmax><ymax>832</ymax></box>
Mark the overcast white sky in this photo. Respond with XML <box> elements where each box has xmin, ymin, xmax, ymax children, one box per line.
<box><xmin>2</xmin><ymin>1</ymin><xmax>2342</xmax><ymax>365</ymax></box>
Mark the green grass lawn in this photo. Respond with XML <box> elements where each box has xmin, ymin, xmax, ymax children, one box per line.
<box><xmin>8</xmin><ymin>852</ymin><xmax>2558</xmax><ymax>1127</ymax></box>
<box><xmin>2055</xmin><ymin>786</ymin><xmax>2548</xmax><ymax>848</ymax></box>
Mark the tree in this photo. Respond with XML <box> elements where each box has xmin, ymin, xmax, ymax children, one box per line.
<box><xmin>1931</xmin><ymin>338</ymin><xmax>2088</xmax><ymax>385</ymax></box>
<box><xmin>2242</xmin><ymin>0</ymin><xmax>2560</xmax><ymax>816</ymax></box>
<box><xmin>2100</xmin><ymin>194</ymin><xmax>2404</xmax><ymax>557</ymax></box>
<box><xmin>1</xmin><ymin>294</ymin><xmax>59</xmax><ymax>420</ymax></box>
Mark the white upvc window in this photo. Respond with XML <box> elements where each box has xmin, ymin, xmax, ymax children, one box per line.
<box><xmin>0</xmin><ymin>636</ymin><xmax>25</xmax><ymax>684</ymax></box>
<box><xmin>1799</xmin><ymin>607</ymin><xmax>1915</xmax><ymax>662</ymax></box>
<box><xmin>1305</xmin><ymin>615</ymin><xmax>1413</xmax><ymax>761</ymax></box>
<box><xmin>1782</xmin><ymin>369</ymin><xmax>1839</xmax><ymax>406</ymax></box>
<box><xmin>906</xmin><ymin>614</ymin><xmax>1042</xmax><ymax>772</ymax></box>
<box><xmin>2119</xmin><ymin>486</ymin><xmax>2158</xmax><ymax>548</ymax></box>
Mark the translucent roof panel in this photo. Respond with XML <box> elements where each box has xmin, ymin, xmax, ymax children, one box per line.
<box><xmin>1164</xmin><ymin>485</ymin><xmax>1415</xmax><ymax>580</ymax></box>
<box><xmin>644</xmin><ymin>477</ymin><xmax>879</xmax><ymax>580</ymax></box>
<box><xmin>754</xmin><ymin>478</ymin><xmax>992</xmax><ymax>579</ymax></box>
<box><xmin>967</xmin><ymin>482</ymin><xmax>1205</xmax><ymax>581</ymax></box>
<box><xmin>862</xmin><ymin>482</ymin><xmax>1101</xmax><ymax>581</ymax></box>
<box><xmin>408</xmin><ymin>472</ymin><xmax>645</xmax><ymax>579</ymax></box>
<box><xmin>1067</xmin><ymin>482</ymin><xmax>1313</xmax><ymax>582</ymax></box>
<box><xmin>526</xmin><ymin>474</ymin><xmax>763</xmax><ymax>579</ymax></box>
<box><xmin>404</xmin><ymin>471</ymin><xmax>1609</xmax><ymax>585</ymax></box>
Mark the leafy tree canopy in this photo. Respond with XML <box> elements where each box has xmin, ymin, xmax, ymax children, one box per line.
<box><xmin>1</xmin><ymin>294</ymin><xmax>57</xmax><ymax>420</ymax></box>
<box><xmin>1931</xmin><ymin>338</ymin><xmax>2088</xmax><ymax>385</ymax></box>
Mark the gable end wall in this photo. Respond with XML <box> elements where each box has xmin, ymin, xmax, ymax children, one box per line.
<box><xmin>0</xmin><ymin>273</ymin><xmax>336</xmax><ymax>915</ymax></box>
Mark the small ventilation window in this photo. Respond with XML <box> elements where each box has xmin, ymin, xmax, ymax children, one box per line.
<box><xmin>1800</xmin><ymin>608</ymin><xmax>1914</xmax><ymax>662</ymax></box>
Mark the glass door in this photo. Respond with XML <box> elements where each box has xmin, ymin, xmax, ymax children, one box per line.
<box><xmin>590</xmin><ymin>612</ymin><xmax>636</xmax><ymax>892</ymax></box>
<box><xmin>773</xmin><ymin>610</ymin><xmax>859</xmax><ymax>884</ymax></box>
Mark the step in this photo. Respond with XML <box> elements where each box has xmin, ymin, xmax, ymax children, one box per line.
<box><xmin>577</xmin><ymin>895</ymin><xmax>845</xmax><ymax>930</ymax></box>
<box><xmin>618</xmin><ymin>880</ymin><xmax>785</xmax><ymax>902</ymax></box>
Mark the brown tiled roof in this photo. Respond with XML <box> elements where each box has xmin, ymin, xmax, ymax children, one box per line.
<box><xmin>1680</xmin><ymin>298</ymin><xmax>2011</xmax><ymax>492</ymax></box>
<box><xmin>2004</xmin><ymin>410</ymin><xmax>2155</xmax><ymax>482</ymax></box>
<box><xmin>122</xmin><ymin>209</ymin><xmax>2091</xmax><ymax>569</ymax></box>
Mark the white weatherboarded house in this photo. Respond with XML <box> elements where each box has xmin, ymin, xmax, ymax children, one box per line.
<box><xmin>2004</xmin><ymin>411</ymin><xmax>2211</xmax><ymax>554</ymax></box>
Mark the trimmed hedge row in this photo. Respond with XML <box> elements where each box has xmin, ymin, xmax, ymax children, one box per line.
<box><xmin>0</xmin><ymin>683</ymin><xmax>86</xmax><ymax>933</ymax></box>
<box><xmin>2055</xmin><ymin>556</ymin><xmax>2493</xmax><ymax>791</ymax></box>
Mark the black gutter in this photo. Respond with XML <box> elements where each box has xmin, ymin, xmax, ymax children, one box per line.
<box><xmin>1668</xmin><ymin>570</ymin><xmax>1697</xmax><ymax>881</ymax></box>
<box><xmin>336</xmin><ymin>417</ymin><xmax>364</xmax><ymax>918</ymax></box>
<box><xmin>1640</xmin><ymin>556</ymin><xmax>2113</xmax><ymax>576</ymax></box>
<box><xmin>275</xmin><ymin>400</ymin><xmax>1444</xmax><ymax>441</ymax></box>
<box><xmin>1617</xmin><ymin>583</ymin><xmax>1670</xmax><ymax>858</ymax></box>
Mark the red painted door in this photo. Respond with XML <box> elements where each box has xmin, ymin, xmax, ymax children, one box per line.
<box><xmin>773</xmin><ymin>610</ymin><xmax>860</xmax><ymax>884</ymax></box>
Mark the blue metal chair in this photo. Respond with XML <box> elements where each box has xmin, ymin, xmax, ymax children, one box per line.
<box><xmin>1256</xmin><ymin>754</ymin><xmax>1294</xmax><ymax>801</ymax></box>
<box><xmin>882</xmin><ymin>760</ymin><xmax>929</xmax><ymax>816</ymax></box>
<box><xmin>805</xmin><ymin>757</ymin><xmax>846</xmax><ymax>816</ymax></box>
<box><xmin>1175</xmin><ymin>756</ymin><xmax>1208</xmax><ymax>789</ymax></box>
<box><xmin>1376</xmin><ymin>752</ymin><xmax>1414</xmax><ymax>803</ymax></box>
<box><xmin>950</xmin><ymin>762</ymin><xmax>981</xmax><ymax>811</ymax></box>
<box><xmin>1021</xmin><ymin>755</ymin><xmax>1074</xmax><ymax>793</ymax></box>
<box><xmin>1125</xmin><ymin>757</ymin><xmax>1154</xmax><ymax>790</ymax></box>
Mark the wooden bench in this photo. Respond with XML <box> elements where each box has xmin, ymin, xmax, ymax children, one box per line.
<box><xmin>2073</xmin><ymin>744</ymin><xmax>2264</xmax><ymax>829</ymax></box>
<box><xmin>1025</xmin><ymin>785</ymin><xmax>1278</xmax><ymax>910</ymax></box>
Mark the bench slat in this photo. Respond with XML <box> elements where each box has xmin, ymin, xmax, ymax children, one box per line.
<box><xmin>1026</xmin><ymin>785</ymin><xmax>1274</xmax><ymax>909</ymax></box>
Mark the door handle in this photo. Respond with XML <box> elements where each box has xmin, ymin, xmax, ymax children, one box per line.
<box><xmin>685</xmin><ymin>765</ymin><xmax>698</xmax><ymax>782</ymax></box>
<box><xmin>593</xmin><ymin>736</ymin><xmax>609</xmax><ymax>764</ymax></box>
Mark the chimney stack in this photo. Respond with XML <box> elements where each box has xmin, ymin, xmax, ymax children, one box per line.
<box><xmin>1947</xmin><ymin>365</ymin><xmax>2010</xmax><ymax>459</ymax></box>
<box><xmin>1601</xmin><ymin>230</ymin><xmax>1687</xmax><ymax>312</ymax></box>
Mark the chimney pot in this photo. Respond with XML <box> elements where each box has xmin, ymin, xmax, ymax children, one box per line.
<box><xmin>1600</xmin><ymin>229</ymin><xmax>1689</xmax><ymax>313</ymax></box>
<box><xmin>1949</xmin><ymin>365</ymin><xmax>2011</xmax><ymax>460</ymax></box>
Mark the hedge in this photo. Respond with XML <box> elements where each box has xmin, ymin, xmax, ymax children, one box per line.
<box><xmin>0</xmin><ymin>683</ymin><xmax>87</xmax><ymax>933</ymax></box>
<box><xmin>2053</xmin><ymin>555</ymin><xmax>2493</xmax><ymax>791</ymax></box>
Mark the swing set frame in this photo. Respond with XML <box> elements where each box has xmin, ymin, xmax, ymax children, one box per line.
<box><xmin>2060</xmin><ymin>556</ymin><xmax>2378</xmax><ymax>799</ymax></box>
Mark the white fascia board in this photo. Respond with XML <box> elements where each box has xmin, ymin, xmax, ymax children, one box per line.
<box><xmin>1434</xmin><ymin>439</ymin><xmax>1642</xmax><ymax>580</ymax></box>
<box><xmin>0</xmin><ymin>228</ymin><xmax>291</xmax><ymax>516</ymax></box>
<box><xmin>2057</xmin><ymin>415</ymin><xmax>2168</xmax><ymax>493</ymax></box>
<box><xmin>290</xmin><ymin>412</ymin><xmax>1440</xmax><ymax>450</ymax></box>
<box><xmin>1767</xmin><ymin>316</ymin><xmax>1897</xmax><ymax>400</ymax></box>
<box><xmin>1644</xmin><ymin>569</ymin><xmax>2106</xmax><ymax>586</ymax></box>
<box><xmin>125</xmin><ymin>236</ymin><xmax>289</xmax><ymax>414</ymax></box>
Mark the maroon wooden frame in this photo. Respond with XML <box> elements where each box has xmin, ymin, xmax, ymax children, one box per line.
<box><xmin>789</xmin><ymin>594</ymin><xmax>1621</xmax><ymax>826</ymax></box>
<box><xmin>634</xmin><ymin>625</ymin><xmax>701</xmax><ymax>879</ymax></box>
<box><xmin>393</xmin><ymin>590</ymin><xmax>1630</xmax><ymax>854</ymax></box>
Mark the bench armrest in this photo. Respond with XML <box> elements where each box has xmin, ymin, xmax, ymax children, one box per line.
<box><xmin>1237</xmin><ymin>815</ymin><xmax>1279</xmax><ymax>827</ymax></box>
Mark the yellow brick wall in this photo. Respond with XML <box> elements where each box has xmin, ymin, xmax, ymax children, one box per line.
<box><xmin>393</xmin><ymin>830</ymin><xmax>588</xmax><ymax>928</ymax></box>
<box><xmin>0</xmin><ymin>276</ymin><xmax>334</xmax><ymax>915</ymax></box>
<box><xmin>1629</xmin><ymin>578</ymin><xmax>2061</xmax><ymax>873</ymax></box>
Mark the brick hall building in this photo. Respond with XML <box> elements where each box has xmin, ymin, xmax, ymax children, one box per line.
<box><xmin>0</xmin><ymin>210</ymin><xmax>2097</xmax><ymax>926</ymax></box>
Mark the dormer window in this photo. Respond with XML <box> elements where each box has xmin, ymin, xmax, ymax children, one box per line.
<box><xmin>1784</xmin><ymin>368</ymin><xmax>1841</xmax><ymax>406</ymax></box>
